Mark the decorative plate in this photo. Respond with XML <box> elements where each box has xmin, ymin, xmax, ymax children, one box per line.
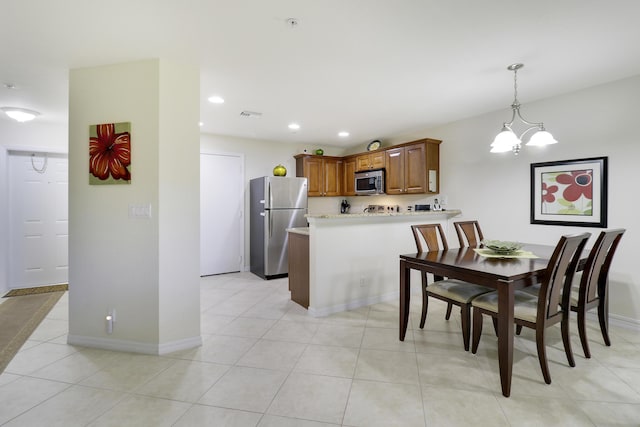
<box><xmin>482</xmin><ymin>240</ymin><xmax>523</xmax><ymax>255</ymax></box>
<box><xmin>367</xmin><ymin>140</ymin><xmax>381</xmax><ymax>151</ymax></box>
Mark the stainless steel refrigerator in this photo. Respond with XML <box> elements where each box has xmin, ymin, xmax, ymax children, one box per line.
<box><xmin>250</xmin><ymin>176</ymin><xmax>308</xmax><ymax>279</ymax></box>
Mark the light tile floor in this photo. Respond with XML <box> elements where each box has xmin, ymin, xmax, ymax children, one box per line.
<box><xmin>1</xmin><ymin>272</ymin><xmax>640</xmax><ymax>426</ymax></box>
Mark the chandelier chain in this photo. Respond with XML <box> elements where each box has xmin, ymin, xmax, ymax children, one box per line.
<box><xmin>513</xmin><ymin>67</ymin><xmax>519</xmax><ymax>105</ymax></box>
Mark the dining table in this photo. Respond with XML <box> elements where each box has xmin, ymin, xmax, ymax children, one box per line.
<box><xmin>398</xmin><ymin>243</ymin><xmax>576</xmax><ymax>398</ymax></box>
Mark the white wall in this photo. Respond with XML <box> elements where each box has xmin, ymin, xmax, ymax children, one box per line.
<box><xmin>68</xmin><ymin>59</ymin><xmax>201</xmax><ymax>354</ymax></box>
<box><xmin>0</xmin><ymin>120</ymin><xmax>67</xmax><ymax>153</ymax></box>
<box><xmin>392</xmin><ymin>75</ymin><xmax>640</xmax><ymax>326</ymax></box>
<box><xmin>157</xmin><ymin>60</ymin><xmax>201</xmax><ymax>347</ymax></box>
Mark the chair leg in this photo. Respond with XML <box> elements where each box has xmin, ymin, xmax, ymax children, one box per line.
<box><xmin>598</xmin><ymin>298</ymin><xmax>611</xmax><ymax>347</ymax></box>
<box><xmin>420</xmin><ymin>272</ymin><xmax>428</xmax><ymax>329</ymax></box>
<box><xmin>491</xmin><ymin>316</ymin><xmax>499</xmax><ymax>337</ymax></box>
<box><xmin>561</xmin><ymin>317</ymin><xmax>575</xmax><ymax>368</ymax></box>
<box><xmin>460</xmin><ymin>304</ymin><xmax>471</xmax><ymax>351</ymax></box>
<box><xmin>471</xmin><ymin>308</ymin><xmax>483</xmax><ymax>354</ymax></box>
<box><xmin>445</xmin><ymin>302</ymin><xmax>453</xmax><ymax>320</ymax></box>
<box><xmin>577</xmin><ymin>308</ymin><xmax>591</xmax><ymax>359</ymax></box>
<box><xmin>516</xmin><ymin>325</ymin><xmax>523</xmax><ymax>335</ymax></box>
<box><xmin>535</xmin><ymin>327</ymin><xmax>552</xmax><ymax>384</ymax></box>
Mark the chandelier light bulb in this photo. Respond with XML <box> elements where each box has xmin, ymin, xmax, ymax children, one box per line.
<box><xmin>490</xmin><ymin>64</ymin><xmax>558</xmax><ymax>154</ymax></box>
<box><xmin>490</xmin><ymin>127</ymin><xmax>520</xmax><ymax>152</ymax></box>
<box><xmin>526</xmin><ymin>130</ymin><xmax>558</xmax><ymax>146</ymax></box>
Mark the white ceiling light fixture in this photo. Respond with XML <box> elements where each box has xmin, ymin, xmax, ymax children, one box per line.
<box><xmin>288</xmin><ymin>123</ymin><xmax>300</xmax><ymax>131</ymax></box>
<box><xmin>338</xmin><ymin>131</ymin><xmax>350</xmax><ymax>137</ymax></box>
<box><xmin>207</xmin><ymin>95</ymin><xmax>224</xmax><ymax>104</ymax></box>
<box><xmin>1</xmin><ymin>107</ymin><xmax>41</xmax><ymax>122</ymax></box>
<box><xmin>490</xmin><ymin>63</ymin><xmax>557</xmax><ymax>155</ymax></box>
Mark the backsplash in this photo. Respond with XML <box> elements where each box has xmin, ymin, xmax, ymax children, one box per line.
<box><xmin>308</xmin><ymin>194</ymin><xmax>446</xmax><ymax>215</ymax></box>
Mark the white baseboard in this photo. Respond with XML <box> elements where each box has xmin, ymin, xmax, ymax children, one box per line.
<box><xmin>588</xmin><ymin>311</ymin><xmax>640</xmax><ymax>331</ymax></box>
<box><xmin>308</xmin><ymin>291</ymin><xmax>399</xmax><ymax>318</ymax></box>
<box><xmin>67</xmin><ymin>334</ymin><xmax>202</xmax><ymax>355</ymax></box>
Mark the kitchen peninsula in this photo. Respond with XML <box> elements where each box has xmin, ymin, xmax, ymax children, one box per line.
<box><xmin>288</xmin><ymin>209</ymin><xmax>461</xmax><ymax>316</ymax></box>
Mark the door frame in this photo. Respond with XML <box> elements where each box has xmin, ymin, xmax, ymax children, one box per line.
<box><xmin>199</xmin><ymin>149</ymin><xmax>245</xmax><ymax>273</ymax></box>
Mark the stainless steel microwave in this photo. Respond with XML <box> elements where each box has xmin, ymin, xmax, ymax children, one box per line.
<box><xmin>355</xmin><ymin>169</ymin><xmax>385</xmax><ymax>195</ymax></box>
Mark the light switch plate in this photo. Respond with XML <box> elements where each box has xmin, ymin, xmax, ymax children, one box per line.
<box><xmin>128</xmin><ymin>203</ymin><xmax>152</xmax><ymax>219</ymax></box>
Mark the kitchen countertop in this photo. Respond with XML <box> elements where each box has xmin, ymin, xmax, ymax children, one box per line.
<box><xmin>287</xmin><ymin>227</ymin><xmax>310</xmax><ymax>235</ymax></box>
<box><xmin>306</xmin><ymin>209</ymin><xmax>461</xmax><ymax>219</ymax></box>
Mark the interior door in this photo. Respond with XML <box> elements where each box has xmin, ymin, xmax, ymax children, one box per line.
<box><xmin>9</xmin><ymin>151</ymin><xmax>68</xmax><ymax>288</ymax></box>
<box><xmin>200</xmin><ymin>153</ymin><xmax>243</xmax><ymax>276</ymax></box>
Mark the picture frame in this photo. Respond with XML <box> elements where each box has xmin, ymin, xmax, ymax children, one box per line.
<box><xmin>89</xmin><ymin>122</ymin><xmax>131</xmax><ymax>185</ymax></box>
<box><xmin>530</xmin><ymin>157</ymin><xmax>607</xmax><ymax>227</ymax></box>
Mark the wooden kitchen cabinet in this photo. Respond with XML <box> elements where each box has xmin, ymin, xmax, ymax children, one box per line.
<box><xmin>295</xmin><ymin>154</ymin><xmax>343</xmax><ymax>197</ymax></box>
<box><xmin>355</xmin><ymin>151</ymin><xmax>385</xmax><ymax>172</ymax></box>
<box><xmin>294</xmin><ymin>137</ymin><xmax>439</xmax><ymax>197</ymax></box>
<box><xmin>288</xmin><ymin>230</ymin><xmax>309</xmax><ymax>309</ymax></box>
<box><xmin>385</xmin><ymin>140</ymin><xmax>440</xmax><ymax>194</ymax></box>
<box><xmin>342</xmin><ymin>156</ymin><xmax>357</xmax><ymax>196</ymax></box>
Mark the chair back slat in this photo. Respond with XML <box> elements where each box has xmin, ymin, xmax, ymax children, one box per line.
<box><xmin>538</xmin><ymin>233</ymin><xmax>591</xmax><ymax>321</ymax></box>
<box><xmin>454</xmin><ymin>221</ymin><xmax>484</xmax><ymax>247</ymax></box>
<box><xmin>580</xmin><ymin>229</ymin><xmax>625</xmax><ymax>304</ymax></box>
<box><xmin>411</xmin><ymin>223</ymin><xmax>448</xmax><ymax>253</ymax></box>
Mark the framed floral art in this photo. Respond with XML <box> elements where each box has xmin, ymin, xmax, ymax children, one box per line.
<box><xmin>89</xmin><ymin>122</ymin><xmax>131</xmax><ymax>185</ymax></box>
<box><xmin>530</xmin><ymin>157</ymin><xmax>607</xmax><ymax>227</ymax></box>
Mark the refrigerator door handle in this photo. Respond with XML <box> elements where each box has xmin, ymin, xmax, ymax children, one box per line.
<box><xmin>268</xmin><ymin>211</ymin><xmax>273</xmax><ymax>238</ymax></box>
<box><xmin>267</xmin><ymin>182</ymin><xmax>273</xmax><ymax>209</ymax></box>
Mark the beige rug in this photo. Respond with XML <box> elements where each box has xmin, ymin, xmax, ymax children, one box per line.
<box><xmin>3</xmin><ymin>283</ymin><xmax>68</xmax><ymax>297</ymax></box>
<box><xmin>0</xmin><ymin>290</ymin><xmax>65</xmax><ymax>374</ymax></box>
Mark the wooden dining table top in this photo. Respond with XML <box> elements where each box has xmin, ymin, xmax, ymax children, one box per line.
<box><xmin>399</xmin><ymin>243</ymin><xmax>560</xmax><ymax>289</ymax></box>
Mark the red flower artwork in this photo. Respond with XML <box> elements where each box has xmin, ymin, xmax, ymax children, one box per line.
<box><xmin>556</xmin><ymin>170</ymin><xmax>592</xmax><ymax>202</ymax></box>
<box><xmin>89</xmin><ymin>123</ymin><xmax>131</xmax><ymax>181</ymax></box>
<box><xmin>541</xmin><ymin>182</ymin><xmax>558</xmax><ymax>203</ymax></box>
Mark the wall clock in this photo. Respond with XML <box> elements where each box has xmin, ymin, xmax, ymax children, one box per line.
<box><xmin>367</xmin><ymin>140</ymin><xmax>381</xmax><ymax>151</ymax></box>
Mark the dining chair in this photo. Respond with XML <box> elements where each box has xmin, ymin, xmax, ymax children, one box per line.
<box><xmin>411</xmin><ymin>223</ymin><xmax>493</xmax><ymax>351</ymax></box>
<box><xmin>453</xmin><ymin>220</ymin><xmax>484</xmax><ymax>247</ymax></box>
<box><xmin>570</xmin><ymin>228</ymin><xmax>625</xmax><ymax>358</ymax></box>
<box><xmin>471</xmin><ymin>232</ymin><xmax>591</xmax><ymax>384</ymax></box>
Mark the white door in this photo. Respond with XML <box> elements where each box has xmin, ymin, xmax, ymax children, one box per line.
<box><xmin>200</xmin><ymin>153</ymin><xmax>243</xmax><ymax>276</ymax></box>
<box><xmin>9</xmin><ymin>151</ymin><xmax>68</xmax><ymax>288</ymax></box>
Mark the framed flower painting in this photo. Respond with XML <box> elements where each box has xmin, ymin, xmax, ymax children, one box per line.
<box><xmin>89</xmin><ymin>122</ymin><xmax>131</xmax><ymax>185</ymax></box>
<box><xmin>530</xmin><ymin>157</ymin><xmax>607</xmax><ymax>227</ymax></box>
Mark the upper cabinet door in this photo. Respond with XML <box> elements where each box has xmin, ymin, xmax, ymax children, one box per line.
<box><xmin>369</xmin><ymin>151</ymin><xmax>385</xmax><ymax>170</ymax></box>
<box><xmin>342</xmin><ymin>157</ymin><xmax>356</xmax><ymax>196</ymax></box>
<box><xmin>303</xmin><ymin>157</ymin><xmax>324</xmax><ymax>197</ymax></box>
<box><xmin>404</xmin><ymin>143</ymin><xmax>427</xmax><ymax>193</ymax></box>
<box><xmin>323</xmin><ymin>158</ymin><xmax>343</xmax><ymax>196</ymax></box>
<box><xmin>385</xmin><ymin>147</ymin><xmax>405</xmax><ymax>194</ymax></box>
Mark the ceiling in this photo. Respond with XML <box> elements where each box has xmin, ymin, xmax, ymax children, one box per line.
<box><xmin>2</xmin><ymin>0</ymin><xmax>640</xmax><ymax>149</ymax></box>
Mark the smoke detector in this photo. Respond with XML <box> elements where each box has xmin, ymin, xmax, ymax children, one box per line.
<box><xmin>286</xmin><ymin>18</ymin><xmax>299</xmax><ymax>28</ymax></box>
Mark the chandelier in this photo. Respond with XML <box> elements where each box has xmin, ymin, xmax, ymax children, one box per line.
<box><xmin>490</xmin><ymin>63</ymin><xmax>557</xmax><ymax>155</ymax></box>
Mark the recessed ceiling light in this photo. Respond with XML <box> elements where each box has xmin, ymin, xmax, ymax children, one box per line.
<box><xmin>199</xmin><ymin>122</ymin><xmax>203</xmax><ymax>127</ymax></box>
<box><xmin>288</xmin><ymin>123</ymin><xmax>300</xmax><ymax>130</ymax></box>
<box><xmin>338</xmin><ymin>131</ymin><xmax>350</xmax><ymax>137</ymax></box>
<box><xmin>1</xmin><ymin>107</ymin><xmax>40</xmax><ymax>122</ymax></box>
<box><xmin>208</xmin><ymin>95</ymin><xmax>224</xmax><ymax>104</ymax></box>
